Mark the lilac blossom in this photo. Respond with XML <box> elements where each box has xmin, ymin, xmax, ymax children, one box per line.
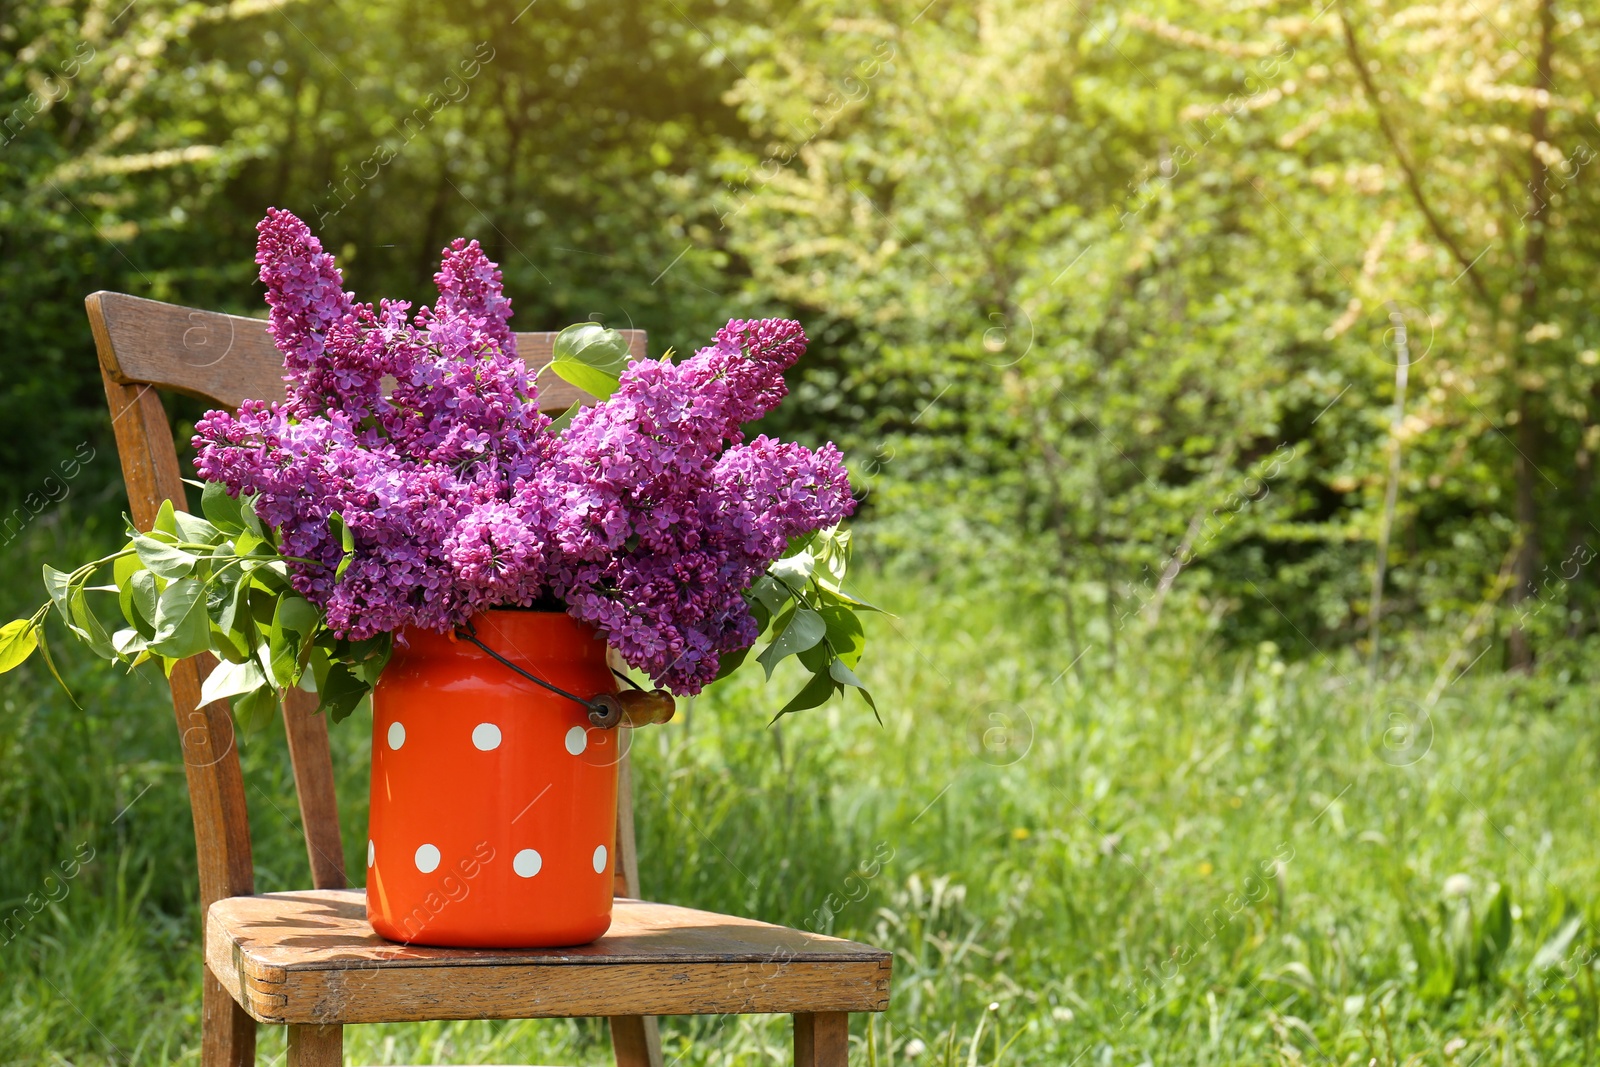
<box><xmin>193</xmin><ymin>209</ymin><xmax>854</xmax><ymax>692</ymax></box>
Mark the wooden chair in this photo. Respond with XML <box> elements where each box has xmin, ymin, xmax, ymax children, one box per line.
<box><xmin>86</xmin><ymin>291</ymin><xmax>891</xmax><ymax>1067</ymax></box>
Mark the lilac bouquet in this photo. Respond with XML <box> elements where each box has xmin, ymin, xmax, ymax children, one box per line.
<box><xmin>1</xmin><ymin>210</ymin><xmax>877</xmax><ymax>725</ymax></box>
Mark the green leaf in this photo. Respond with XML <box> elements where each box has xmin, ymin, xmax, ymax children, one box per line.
<box><xmin>233</xmin><ymin>685</ymin><xmax>278</xmax><ymax>735</ymax></box>
<box><xmin>1477</xmin><ymin>885</ymin><xmax>1513</xmax><ymax>979</ymax></box>
<box><xmin>328</xmin><ymin>513</ymin><xmax>355</xmax><ymax>580</ymax></box>
<box><xmin>216</xmin><ymin>574</ymin><xmax>251</xmax><ymax>639</ymax></box>
<box><xmin>256</xmin><ymin>559</ymin><xmax>292</xmax><ymax>585</ymax></box>
<box><xmin>797</xmin><ymin>639</ymin><xmax>831</xmax><ymax>674</ymax></box>
<box><xmin>150</xmin><ymin>578</ymin><xmax>210</xmax><ymax>658</ymax></box>
<box><xmin>817</xmin><ymin>582</ymin><xmax>885</xmax><ymax>613</ymax></box>
<box><xmin>306</xmin><ymin>645</ymin><xmax>330</xmax><ymax>694</ymax></box>
<box><xmin>749</xmin><ymin>599</ymin><xmax>772</xmax><ymax>637</ymax></box>
<box><xmin>714</xmin><ymin>642</ymin><xmax>753</xmax><ymax>682</ymax></box>
<box><xmin>829</xmin><ymin>657</ymin><xmax>879</xmax><ymax>719</ymax></box>
<box><xmin>42</xmin><ymin>564</ymin><xmax>73</xmax><ymax>619</ymax></box>
<box><xmin>549</xmin><ymin>322</ymin><xmax>632</xmax><ymax>400</ymax></box>
<box><xmin>820</xmin><ymin>524</ymin><xmax>851</xmax><ymax>560</ymax></box>
<box><xmin>172</xmin><ymin>510</ymin><xmax>221</xmax><ymax>545</ymax></box>
<box><xmin>748</xmin><ymin>576</ymin><xmax>791</xmax><ymax>616</ymax></box>
<box><xmin>153</xmin><ymin>498</ymin><xmax>179</xmax><ymax>537</ymax></box>
<box><xmin>233</xmin><ymin>528</ymin><xmax>265</xmax><ymax>556</ymax></box>
<box><xmin>112</xmin><ymin>628</ymin><xmax>148</xmax><ymax>656</ymax></box>
<box><xmin>68</xmin><ymin>589</ymin><xmax>115</xmax><ymax>661</ymax></box>
<box><xmin>1530</xmin><ymin>915</ymin><xmax>1583</xmax><ymax>975</ymax></box>
<box><xmin>246</xmin><ymin>583</ymin><xmax>277</xmax><ymax>626</ymax></box>
<box><xmin>239</xmin><ymin>494</ymin><xmax>266</xmax><ymax>538</ymax></box>
<box><xmin>41</xmin><ymin>566</ymin><xmax>115</xmax><ymax>660</ymax></box>
<box><xmin>114</xmin><ymin>548</ymin><xmax>145</xmax><ymax>631</ymax></box>
<box><xmin>776</xmin><ymin>668</ymin><xmax>837</xmax><ymax>718</ymax></box>
<box><xmin>201</xmin><ymin>481</ymin><xmax>245</xmax><ymax>532</ymax></box>
<box><xmin>769</xmin><ymin>552</ymin><xmax>816</xmax><ymax>590</ymax></box>
<box><xmin>263</xmin><ymin>600</ymin><xmax>312</xmax><ymax>687</ymax></box>
<box><xmin>317</xmin><ymin>662</ymin><xmax>370</xmax><ymax>724</ymax></box>
<box><xmin>134</xmin><ymin>536</ymin><xmax>198</xmax><ymax>579</ymax></box>
<box><xmin>819</xmin><ymin>605</ymin><xmax>866</xmax><ymax>667</ymax></box>
<box><xmin>209</xmin><ymin>624</ymin><xmax>250</xmax><ymax>663</ymax></box>
<box><xmin>546</xmin><ymin>404</ymin><xmax>580</xmax><ymax>435</ymax></box>
<box><xmin>350</xmin><ymin>634</ymin><xmax>392</xmax><ymax>684</ymax></box>
<box><xmin>200</xmin><ymin>658</ymin><xmax>267</xmax><ymax>708</ymax></box>
<box><xmin>275</xmin><ymin>595</ymin><xmax>319</xmax><ymax>637</ymax></box>
<box><xmin>756</xmin><ymin>606</ymin><xmax>827</xmax><ymax>678</ymax></box>
<box><xmin>0</xmin><ymin>619</ymin><xmax>39</xmax><ymax>673</ymax></box>
<box><xmin>206</xmin><ymin>563</ymin><xmax>241</xmax><ymax>621</ymax></box>
<box><xmin>128</xmin><ymin>571</ymin><xmax>159</xmax><ymax>638</ymax></box>
<box><xmin>786</xmin><ymin>529</ymin><xmax>821</xmax><ymax>556</ymax></box>
<box><xmin>34</xmin><ymin>632</ymin><xmax>79</xmax><ymax>708</ymax></box>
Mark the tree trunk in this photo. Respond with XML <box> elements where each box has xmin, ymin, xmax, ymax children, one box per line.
<box><xmin>1041</xmin><ymin>436</ymin><xmax>1088</xmax><ymax>685</ymax></box>
<box><xmin>1369</xmin><ymin>302</ymin><xmax>1410</xmax><ymax>684</ymax></box>
<box><xmin>1507</xmin><ymin>0</ymin><xmax>1556</xmax><ymax>671</ymax></box>
<box><xmin>1568</xmin><ymin>429</ymin><xmax>1591</xmax><ymax>638</ymax></box>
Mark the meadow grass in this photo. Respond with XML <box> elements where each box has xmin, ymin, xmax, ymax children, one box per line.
<box><xmin>2</xmin><ymin>510</ymin><xmax>1599</xmax><ymax>1065</ymax></box>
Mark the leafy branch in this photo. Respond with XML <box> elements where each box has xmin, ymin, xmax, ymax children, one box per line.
<box><xmin>715</xmin><ymin>526</ymin><xmax>883</xmax><ymax>720</ymax></box>
<box><xmin>0</xmin><ymin>484</ymin><xmax>388</xmax><ymax>731</ymax></box>
<box><xmin>1338</xmin><ymin>4</ymin><xmax>1494</xmax><ymax>307</ymax></box>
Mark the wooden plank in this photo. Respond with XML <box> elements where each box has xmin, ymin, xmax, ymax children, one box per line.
<box><xmin>613</xmin><ymin>745</ymin><xmax>642</xmax><ymax>899</ymax></box>
<box><xmin>286</xmin><ymin>1024</ymin><xmax>342</xmax><ymax>1067</ymax></box>
<box><xmin>202</xmin><ymin>970</ymin><xmax>256</xmax><ymax>1067</ymax></box>
<box><xmin>91</xmin><ymin>298</ymin><xmax>260</xmax><ymax>1067</ymax></box>
<box><xmin>87</xmin><ymin>291</ymin><xmax>644</xmax><ymax>413</ymax></box>
<box><xmin>607</xmin><ymin>702</ymin><xmax>662</xmax><ymax>1065</ymax></box>
<box><xmin>280</xmin><ymin>688</ymin><xmax>346</xmax><ymax>890</ymax></box>
<box><xmin>794</xmin><ymin>1013</ymin><xmax>849</xmax><ymax>1067</ymax></box>
<box><xmin>91</xmin><ymin>307</ymin><xmax>258</xmax><ymax>908</ymax></box>
<box><xmin>237</xmin><ymin>957</ymin><xmax>890</xmax><ymax>1024</ymax></box>
<box><xmin>212</xmin><ymin>890</ymin><xmax>888</xmax><ymax>968</ymax></box>
<box><xmin>608</xmin><ymin>1015</ymin><xmax>663</xmax><ymax>1067</ymax></box>
<box><xmin>206</xmin><ymin>890</ymin><xmax>891</xmax><ymax>1024</ymax></box>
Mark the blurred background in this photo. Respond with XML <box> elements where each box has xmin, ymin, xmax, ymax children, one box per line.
<box><xmin>4</xmin><ymin>0</ymin><xmax>1600</xmax><ymax>1063</ymax></box>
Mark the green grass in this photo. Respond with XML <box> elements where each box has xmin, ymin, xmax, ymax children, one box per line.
<box><xmin>4</xmin><ymin>509</ymin><xmax>1600</xmax><ymax>1065</ymax></box>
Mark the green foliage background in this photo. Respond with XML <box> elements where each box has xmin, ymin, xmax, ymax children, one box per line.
<box><xmin>5</xmin><ymin>0</ymin><xmax>1600</xmax><ymax>1063</ymax></box>
<box><xmin>6</xmin><ymin>0</ymin><xmax>1599</xmax><ymax>649</ymax></box>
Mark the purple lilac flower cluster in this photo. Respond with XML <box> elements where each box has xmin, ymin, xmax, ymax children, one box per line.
<box><xmin>193</xmin><ymin>209</ymin><xmax>853</xmax><ymax>692</ymax></box>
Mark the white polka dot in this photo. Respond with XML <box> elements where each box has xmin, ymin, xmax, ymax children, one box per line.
<box><xmin>472</xmin><ymin>722</ymin><xmax>502</xmax><ymax>751</ymax></box>
<box><xmin>592</xmin><ymin>844</ymin><xmax>608</xmax><ymax>874</ymax></box>
<box><xmin>564</xmin><ymin>725</ymin><xmax>587</xmax><ymax>755</ymax></box>
<box><xmin>414</xmin><ymin>843</ymin><xmax>440</xmax><ymax>874</ymax></box>
<box><xmin>367</xmin><ymin>840</ymin><xmax>374</xmax><ymax>868</ymax></box>
<box><xmin>513</xmin><ymin>849</ymin><xmax>543</xmax><ymax>878</ymax></box>
<box><xmin>387</xmin><ymin>721</ymin><xmax>406</xmax><ymax>750</ymax></box>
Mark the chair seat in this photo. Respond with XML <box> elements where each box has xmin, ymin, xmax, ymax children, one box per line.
<box><xmin>206</xmin><ymin>889</ymin><xmax>892</xmax><ymax>1025</ymax></box>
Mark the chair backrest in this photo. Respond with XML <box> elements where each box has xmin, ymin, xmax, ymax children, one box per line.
<box><xmin>85</xmin><ymin>290</ymin><xmax>649</xmax><ymax>916</ymax></box>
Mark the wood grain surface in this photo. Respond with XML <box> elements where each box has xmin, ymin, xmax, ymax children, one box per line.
<box><xmin>207</xmin><ymin>889</ymin><xmax>891</xmax><ymax>1025</ymax></box>
<box><xmin>794</xmin><ymin>1012</ymin><xmax>850</xmax><ymax>1067</ymax></box>
<box><xmin>280</xmin><ymin>688</ymin><xmax>346</xmax><ymax>891</ymax></box>
<box><xmin>286</xmin><ymin>1024</ymin><xmax>341</xmax><ymax>1067</ymax></box>
<box><xmin>91</xmin><ymin>300</ymin><xmax>260</xmax><ymax>1067</ymax></box>
<box><xmin>89</xmin><ymin>290</ymin><xmax>646</xmax><ymax>412</ymax></box>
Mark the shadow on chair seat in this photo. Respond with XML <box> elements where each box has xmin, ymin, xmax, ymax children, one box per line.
<box><xmin>208</xmin><ymin>889</ymin><xmax>892</xmax><ymax>1026</ymax></box>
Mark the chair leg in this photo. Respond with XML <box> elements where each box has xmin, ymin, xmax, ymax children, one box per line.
<box><xmin>609</xmin><ymin>1015</ymin><xmax>664</xmax><ymax>1067</ymax></box>
<box><xmin>286</xmin><ymin>1024</ymin><xmax>342</xmax><ymax>1066</ymax></box>
<box><xmin>201</xmin><ymin>971</ymin><xmax>255</xmax><ymax>1067</ymax></box>
<box><xmin>794</xmin><ymin>1012</ymin><xmax>848</xmax><ymax>1067</ymax></box>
